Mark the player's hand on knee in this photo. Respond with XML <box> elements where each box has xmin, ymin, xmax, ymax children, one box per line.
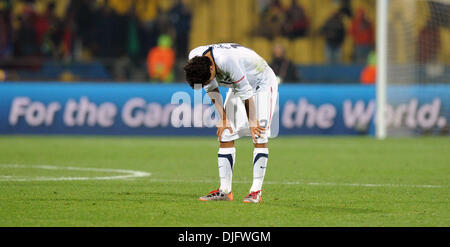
<box><xmin>249</xmin><ymin>121</ymin><xmax>265</xmax><ymax>143</ymax></box>
<box><xmin>216</xmin><ymin>119</ymin><xmax>233</xmax><ymax>141</ymax></box>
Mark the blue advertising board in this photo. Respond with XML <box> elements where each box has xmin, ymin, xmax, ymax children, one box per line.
<box><xmin>0</xmin><ymin>83</ymin><xmax>448</xmax><ymax>136</ymax></box>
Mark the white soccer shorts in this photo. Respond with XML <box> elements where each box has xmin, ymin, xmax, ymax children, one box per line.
<box><xmin>220</xmin><ymin>70</ymin><xmax>279</xmax><ymax>144</ymax></box>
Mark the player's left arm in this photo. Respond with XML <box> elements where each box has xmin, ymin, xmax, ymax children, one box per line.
<box><xmin>207</xmin><ymin>87</ymin><xmax>233</xmax><ymax>141</ymax></box>
<box><xmin>244</xmin><ymin>97</ymin><xmax>265</xmax><ymax>143</ymax></box>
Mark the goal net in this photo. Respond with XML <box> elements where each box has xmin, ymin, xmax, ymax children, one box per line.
<box><xmin>377</xmin><ymin>0</ymin><xmax>450</xmax><ymax>137</ymax></box>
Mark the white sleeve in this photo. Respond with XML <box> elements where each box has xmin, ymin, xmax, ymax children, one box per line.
<box><xmin>203</xmin><ymin>78</ymin><xmax>218</xmax><ymax>93</ymax></box>
<box><xmin>223</xmin><ymin>57</ymin><xmax>253</xmax><ymax>101</ymax></box>
<box><xmin>188</xmin><ymin>46</ymin><xmax>205</xmax><ymax>59</ymax></box>
<box><xmin>188</xmin><ymin>50</ymin><xmax>196</xmax><ymax>60</ymax></box>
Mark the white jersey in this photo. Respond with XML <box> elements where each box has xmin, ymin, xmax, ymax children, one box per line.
<box><xmin>188</xmin><ymin>43</ymin><xmax>272</xmax><ymax>100</ymax></box>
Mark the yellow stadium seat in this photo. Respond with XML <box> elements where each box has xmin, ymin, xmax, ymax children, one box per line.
<box><xmin>311</xmin><ymin>36</ymin><xmax>325</xmax><ymax>64</ymax></box>
<box><xmin>108</xmin><ymin>0</ymin><xmax>132</xmax><ymax>15</ymax></box>
<box><xmin>252</xmin><ymin>37</ymin><xmax>272</xmax><ymax>62</ymax></box>
<box><xmin>189</xmin><ymin>0</ymin><xmax>211</xmax><ymax>49</ymax></box>
<box><xmin>292</xmin><ymin>38</ymin><xmax>312</xmax><ymax>64</ymax></box>
<box><xmin>438</xmin><ymin>28</ymin><xmax>450</xmax><ymax>64</ymax></box>
<box><xmin>210</xmin><ymin>0</ymin><xmax>232</xmax><ymax>42</ymax></box>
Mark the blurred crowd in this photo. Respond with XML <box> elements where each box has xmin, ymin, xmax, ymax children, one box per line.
<box><xmin>0</xmin><ymin>0</ymin><xmax>377</xmax><ymax>83</ymax></box>
<box><xmin>0</xmin><ymin>0</ymin><xmax>447</xmax><ymax>83</ymax></box>
<box><xmin>258</xmin><ymin>0</ymin><xmax>447</xmax><ymax>84</ymax></box>
<box><xmin>0</xmin><ymin>0</ymin><xmax>191</xmax><ymax>81</ymax></box>
<box><xmin>255</xmin><ymin>0</ymin><xmax>374</xmax><ymax>65</ymax></box>
<box><xmin>257</xmin><ymin>0</ymin><xmax>375</xmax><ymax>83</ymax></box>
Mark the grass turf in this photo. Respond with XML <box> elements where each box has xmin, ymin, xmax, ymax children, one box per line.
<box><xmin>0</xmin><ymin>136</ymin><xmax>448</xmax><ymax>227</ymax></box>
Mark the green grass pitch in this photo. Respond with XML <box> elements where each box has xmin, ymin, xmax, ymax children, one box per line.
<box><xmin>0</xmin><ymin>136</ymin><xmax>448</xmax><ymax>227</ymax></box>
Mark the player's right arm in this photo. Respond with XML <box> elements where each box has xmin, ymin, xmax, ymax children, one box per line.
<box><xmin>207</xmin><ymin>88</ymin><xmax>233</xmax><ymax>141</ymax></box>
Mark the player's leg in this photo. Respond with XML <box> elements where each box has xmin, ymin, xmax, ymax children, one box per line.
<box><xmin>217</xmin><ymin>140</ymin><xmax>235</xmax><ymax>196</ymax></box>
<box><xmin>199</xmin><ymin>138</ymin><xmax>236</xmax><ymax>201</ymax></box>
<box><xmin>199</xmin><ymin>139</ymin><xmax>235</xmax><ymax>201</ymax></box>
<box><xmin>199</xmin><ymin>90</ymin><xmax>237</xmax><ymax>201</ymax></box>
<box><xmin>244</xmin><ymin>73</ymin><xmax>278</xmax><ymax>203</ymax></box>
<box><xmin>242</xmin><ymin>142</ymin><xmax>268</xmax><ymax>204</ymax></box>
<box><xmin>216</xmin><ymin>90</ymin><xmax>239</xmax><ymax>197</ymax></box>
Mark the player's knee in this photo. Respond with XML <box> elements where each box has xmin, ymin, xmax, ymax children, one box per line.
<box><xmin>253</xmin><ymin>142</ymin><xmax>267</xmax><ymax>148</ymax></box>
<box><xmin>220</xmin><ymin>141</ymin><xmax>235</xmax><ymax>148</ymax></box>
<box><xmin>253</xmin><ymin>134</ymin><xmax>268</xmax><ymax>146</ymax></box>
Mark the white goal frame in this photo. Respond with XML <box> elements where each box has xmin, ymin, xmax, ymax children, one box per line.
<box><xmin>376</xmin><ymin>0</ymin><xmax>388</xmax><ymax>139</ymax></box>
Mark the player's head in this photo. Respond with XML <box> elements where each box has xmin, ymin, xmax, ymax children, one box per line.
<box><xmin>184</xmin><ymin>56</ymin><xmax>215</xmax><ymax>89</ymax></box>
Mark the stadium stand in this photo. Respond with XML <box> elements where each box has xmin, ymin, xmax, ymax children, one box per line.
<box><xmin>1</xmin><ymin>0</ymin><xmax>448</xmax><ymax>83</ymax></box>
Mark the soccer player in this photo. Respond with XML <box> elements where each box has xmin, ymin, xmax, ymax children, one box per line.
<box><xmin>184</xmin><ymin>43</ymin><xmax>278</xmax><ymax>203</ymax></box>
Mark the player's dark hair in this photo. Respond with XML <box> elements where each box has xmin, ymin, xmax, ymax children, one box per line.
<box><xmin>184</xmin><ymin>56</ymin><xmax>212</xmax><ymax>89</ymax></box>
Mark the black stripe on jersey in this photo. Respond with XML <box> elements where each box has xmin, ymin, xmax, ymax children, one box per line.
<box><xmin>202</xmin><ymin>46</ymin><xmax>216</xmax><ymax>65</ymax></box>
<box><xmin>202</xmin><ymin>46</ymin><xmax>211</xmax><ymax>55</ymax></box>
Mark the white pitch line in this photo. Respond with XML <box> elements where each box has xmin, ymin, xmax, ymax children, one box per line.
<box><xmin>269</xmin><ymin>181</ymin><xmax>445</xmax><ymax>188</ymax></box>
<box><xmin>0</xmin><ymin>164</ymin><xmax>151</xmax><ymax>181</ymax></box>
<box><xmin>0</xmin><ymin>164</ymin><xmax>446</xmax><ymax>189</ymax></box>
<box><xmin>147</xmin><ymin>178</ymin><xmax>447</xmax><ymax>189</ymax></box>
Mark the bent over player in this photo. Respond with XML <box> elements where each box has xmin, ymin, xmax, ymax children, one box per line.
<box><xmin>184</xmin><ymin>43</ymin><xmax>278</xmax><ymax>203</ymax></box>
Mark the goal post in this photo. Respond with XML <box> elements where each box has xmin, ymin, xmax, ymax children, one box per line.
<box><xmin>376</xmin><ymin>0</ymin><xmax>388</xmax><ymax>139</ymax></box>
